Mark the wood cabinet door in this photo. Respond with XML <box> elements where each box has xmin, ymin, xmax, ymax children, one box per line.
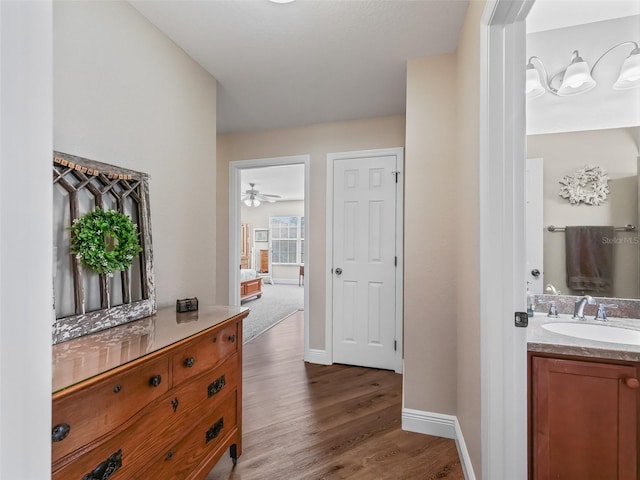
<box><xmin>260</xmin><ymin>249</ymin><xmax>268</xmax><ymax>272</ymax></box>
<box><xmin>532</xmin><ymin>356</ymin><xmax>638</xmax><ymax>480</ymax></box>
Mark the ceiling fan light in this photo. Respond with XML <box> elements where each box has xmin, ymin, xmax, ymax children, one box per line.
<box><xmin>253</xmin><ymin>198</ymin><xmax>261</xmax><ymax>207</ymax></box>
<box><xmin>613</xmin><ymin>48</ymin><xmax>640</xmax><ymax>90</ymax></box>
<box><xmin>526</xmin><ymin>64</ymin><xmax>546</xmax><ymax>99</ymax></box>
<box><xmin>244</xmin><ymin>198</ymin><xmax>252</xmax><ymax>207</ymax></box>
<box><xmin>557</xmin><ymin>54</ymin><xmax>596</xmax><ymax>96</ymax></box>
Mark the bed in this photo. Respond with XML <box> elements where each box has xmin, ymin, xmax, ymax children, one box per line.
<box><xmin>240</xmin><ymin>269</ymin><xmax>263</xmax><ymax>302</ymax></box>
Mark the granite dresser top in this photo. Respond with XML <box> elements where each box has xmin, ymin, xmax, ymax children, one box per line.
<box><xmin>53</xmin><ymin>305</ymin><xmax>249</xmax><ymax>393</ymax></box>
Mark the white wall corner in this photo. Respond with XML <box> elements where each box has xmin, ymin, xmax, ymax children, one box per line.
<box><xmin>454</xmin><ymin>418</ymin><xmax>477</xmax><ymax>480</ymax></box>
<box><xmin>401</xmin><ymin>408</ymin><xmax>456</xmax><ymax>439</ymax></box>
<box><xmin>304</xmin><ymin>348</ymin><xmax>332</xmax><ymax>365</ymax></box>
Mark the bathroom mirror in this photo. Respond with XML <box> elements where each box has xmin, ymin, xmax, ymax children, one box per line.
<box><xmin>527</xmin><ymin>126</ymin><xmax>640</xmax><ymax>299</ymax></box>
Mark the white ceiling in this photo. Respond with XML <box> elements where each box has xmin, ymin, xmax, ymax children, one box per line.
<box><xmin>241</xmin><ymin>164</ymin><xmax>305</xmax><ymax>201</ymax></box>
<box><xmin>527</xmin><ymin>0</ymin><xmax>640</xmax><ymax>33</ymax></box>
<box><xmin>131</xmin><ymin>0</ymin><xmax>640</xmax><ymax>198</ymax></box>
<box><xmin>130</xmin><ymin>0</ymin><xmax>469</xmax><ymax>134</ymax></box>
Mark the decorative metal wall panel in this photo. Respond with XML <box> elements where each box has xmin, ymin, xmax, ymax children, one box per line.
<box><xmin>52</xmin><ymin>151</ymin><xmax>156</xmax><ymax>344</ymax></box>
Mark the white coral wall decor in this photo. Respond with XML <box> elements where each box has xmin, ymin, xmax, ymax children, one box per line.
<box><xmin>558</xmin><ymin>165</ymin><xmax>609</xmax><ymax>206</ymax></box>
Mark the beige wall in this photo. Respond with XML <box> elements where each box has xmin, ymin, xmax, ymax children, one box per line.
<box><xmin>241</xmin><ymin>200</ymin><xmax>304</xmax><ymax>281</ymax></box>
<box><xmin>454</xmin><ymin>0</ymin><xmax>485</xmax><ymax>475</ymax></box>
<box><xmin>403</xmin><ymin>2</ymin><xmax>485</xmax><ymax>476</ymax></box>
<box><xmin>54</xmin><ymin>1</ymin><xmax>218</xmax><ymax>307</ymax></box>
<box><xmin>403</xmin><ymin>52</ymin><xmax>458</xmax><ymax>415</ymax></box>
<box><xmin>217</xmin><ymin>115</ymin><xmax>405</xmax><ymax>349</ymax></box>
<box><xmin>528</xmin><ymin>128</ymin><xmax>640</xmax><ymax>299</ymax></box>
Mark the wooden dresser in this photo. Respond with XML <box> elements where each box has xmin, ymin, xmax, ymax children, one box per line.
<box><xmin>52</xmin><ymin>305</ymin><xmax>248</xmax><ymax>480</ymax></box>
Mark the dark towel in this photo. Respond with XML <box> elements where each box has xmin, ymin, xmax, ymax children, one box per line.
<box><xmin>565</xmin><ymin>226</ymin><xmax>614</xmax><ymax>292</ymax></box>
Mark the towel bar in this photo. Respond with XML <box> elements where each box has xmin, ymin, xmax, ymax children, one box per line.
<box><xmin>547</xmin><ymin>224</ymin><xmax>636</xmax><ymax>232</ymax></box>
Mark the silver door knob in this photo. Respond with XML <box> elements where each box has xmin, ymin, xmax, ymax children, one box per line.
<box><xmin>531</xmin><ymin>269</ymin><xmax>541</xmax><ymax>277</ymax></box>
<box><xmin>335</xmin><ymin>268</ymin><xmax>342</xmax><ymax>276</ymax></box>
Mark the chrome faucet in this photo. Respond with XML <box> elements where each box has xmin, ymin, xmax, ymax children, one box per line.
<box><xmin>572</xmin><ymin>295</ymin><xmax>596</xmax><ymax>320</ymax></box>
<box><xmin>594</xmin><ymin>303</ymin><xmax>618</xmax><ymax>322</ymax></box>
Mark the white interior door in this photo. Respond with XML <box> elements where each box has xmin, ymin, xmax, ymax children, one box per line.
<box><xmin>526</xmin><ymin>157</ymin><xmax>544</xmax><ymax>293</ymax></box>
<box><xmin>331</xmin><ymin>153</ymin><xmax>399</xmax><ymax>370</ymax></box>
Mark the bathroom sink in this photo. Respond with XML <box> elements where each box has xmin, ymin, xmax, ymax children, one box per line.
<box><xmin>542</xmin><ymin>322</ymin><xmax>640</xmax><ymax>345</ymax></box>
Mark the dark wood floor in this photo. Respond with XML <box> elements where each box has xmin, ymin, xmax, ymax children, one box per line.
<box><xmin>207</xmin><ymin>311</ymin><xmax>464</xmax><ymax>480</ymax></box>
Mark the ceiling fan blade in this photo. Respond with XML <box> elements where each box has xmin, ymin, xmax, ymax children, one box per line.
<box><xmin>260</xmin><ymin>194</ymin><xmax>281</xmax><ymax>198</ymax></box>
<box><xmin>254</xmin><ymin>194</ymin><xmax>277</xmax><ymax>203</ymax></box>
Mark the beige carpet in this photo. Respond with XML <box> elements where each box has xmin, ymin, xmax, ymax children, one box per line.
<box><xmin>241</xmin><ymin>283</ymin><xmax>304</xmax><ymax>343</ymax></box>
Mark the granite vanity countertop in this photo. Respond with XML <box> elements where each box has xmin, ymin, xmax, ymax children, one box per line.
<box><xmin>528</xmin><ymin>313</ymin><xmax>640</xmax><ymax>362</ymax></box>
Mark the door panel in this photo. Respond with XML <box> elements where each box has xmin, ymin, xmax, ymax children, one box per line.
<box><xmin>332</xmin><ymin>155</ymin><xmax>397</xmax><ymax>370</ymax></box>
<box><xmin>526</xmin><ymin>158</ymin><xmax>544</xmax><ymax>293</ymax></box>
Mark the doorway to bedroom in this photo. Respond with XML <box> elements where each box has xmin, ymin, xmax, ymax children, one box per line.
<box><xmin>229</xmin><ymin>156</ymin><xmax>309</xmax><ymax>346</ymax></box>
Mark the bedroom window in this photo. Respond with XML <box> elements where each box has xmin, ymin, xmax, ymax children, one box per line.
<box><xmin>270</xmin><ymin>215</ymin><xmax>304</xmax><ymax>265</ymax></box>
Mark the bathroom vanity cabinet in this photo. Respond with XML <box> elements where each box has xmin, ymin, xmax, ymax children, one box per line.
<box><xmin>529</xmin><ymin>352</ymin><xmax>639</xmax><ymax>480</ymax></box>
<box><xmin>52</xmin><ymin>306</ymin><xmax>248</xmax><ymax>480</ymax></box>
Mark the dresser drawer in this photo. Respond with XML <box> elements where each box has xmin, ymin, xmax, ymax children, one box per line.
<box><xmin>171</xmin><ymin>352</ymin><xmax>240</xmax><ymax>416</ymax></box>
<box><xmin>136</xmin><ymin>391</ymin><xmax>238</xmax><ymax>479</ymax></box>
<box><xmin>172</xmin><ymin>321</ymin><xmax>239</xmax><ymax>385</ymax></box>
<box><xmin>52</xmin><ymin>355</ymin><xmax>169</xmax><ymax>463</ymax></box>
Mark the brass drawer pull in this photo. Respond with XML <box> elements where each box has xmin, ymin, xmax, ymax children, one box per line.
<box><xmin>184</xmin><ymin>357</ymin><xmax>196</xmax><ymax>368</ymax></box>
<box><xmin>205</xmin><ymin>418</ymin><xmax>224</xmax><ymax>444</ymax></box>
<box><xmin>149</xmin><ymin>375</ymin><xmax>162</xmax><ymax>387</ymax></box>
<box><xmin>113</xmin><ymin>384</ymin><xmax>122</xmax><ymax>394</ymax></box>
<box><xmin>82</xmin><ymin>449</ymin><xmax>122</xmax><ymax>480</ymax></box>
<box><xmin>52</xmin><ymin>423</ymin><xmax>71</xmax><ymax>442</ymax></box>
<box><xmin>207</xmin><ymin>375</ymin><xmax>226</xmax><ymax>398</ymax></box>
<box><xmin>227</xmin><ymin>334</ymin><xmax>236</xmax><ymax>343</ymax></box>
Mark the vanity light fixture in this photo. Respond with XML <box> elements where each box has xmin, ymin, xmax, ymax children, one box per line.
<box><xmin>526</xmin><ymin>41</ymin><xmax>640</xmax><ymax>99</ymax></box>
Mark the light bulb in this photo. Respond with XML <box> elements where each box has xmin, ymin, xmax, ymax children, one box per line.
<box><xmin>526</xmin><ymin>64</ymin><xmax>545</xmax><ymax>99</ymax></box>
<box><xmin>557</xmin><ymin>51</ymin><xmax>596</xmax><ymax>96</ymax></box>
<box><xmin>613</xmin><ymin>48</ymin><xmax>640</xmax><ymax>90</ymax></box>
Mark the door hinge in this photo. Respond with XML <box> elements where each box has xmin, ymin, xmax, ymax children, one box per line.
<box><xmin>394</xmin><ymin>256</ymin><xmax>397</xmax><ymax>267</ymax></box>
<box><xmin>394</xmin><ymin>340</ymin><xmax>397</xmax><ymax>351</ymax></box>
<box><xmin>392</xmin><ymin>171</ymin><xmax>400</xmax><ymax>183</ymax></box>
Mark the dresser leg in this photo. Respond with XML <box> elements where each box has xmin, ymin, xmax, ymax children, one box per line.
<box><xmin>230</xmin><ymin>444</ymin><xmax>238</xmax><ymax>465</ymax></box>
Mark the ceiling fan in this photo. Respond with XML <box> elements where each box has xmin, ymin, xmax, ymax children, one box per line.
<box><xmin>241</xmin><ymin>183</ymin><xmax>281</xmax><ymax>207</ymax></box>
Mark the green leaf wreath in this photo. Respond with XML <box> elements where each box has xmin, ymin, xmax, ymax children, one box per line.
<box><xmin>70</xmin><ymin>208</ymin><xmax>143</xmax><ymax>275</ymax></box>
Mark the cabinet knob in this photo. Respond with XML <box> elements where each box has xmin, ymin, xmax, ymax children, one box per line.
<box><xmin>624</xmin><ymin>377</ymin><xmax>640</xmax><ymax>389</ymax></box>
<box><xmin>228</xmin><ymin>334</ymin><xmax>236</xmax><ymax>343</ymax></box>
<box><xmin>149</xmin><ymin>375</ymin><xmax>162</xmax><ymax>387</ymax></box>
<box><xmin>52</xmin><ymin>423</ymin><xmax>71</xmax><ymax>442</ymax></box>
<box><xmin>184</xmin><ymin>357</ymin><xmax>195</xmax><ymax>368</ymax></box>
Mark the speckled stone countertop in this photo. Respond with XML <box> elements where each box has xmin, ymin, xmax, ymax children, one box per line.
<box><xmin>52</xmin><ymin>305</ymin><xmax>249</xmax><ymax>394</ymax></box>
<box><xmin>528</xmin><ymin>313</ymin><xmax>640</xmax><ymax>362</ymax></box>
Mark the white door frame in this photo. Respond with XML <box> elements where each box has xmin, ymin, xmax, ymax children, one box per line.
<box><xmin>229</xmin><ymin>155</ymin><xmax>310</xmax><ymax>348</ymax></box>
<box><xmin>325</xmin><ymin>147</ymin><xmax>404</xmax><ymax>374</ymax></box>
<box><xmin>480</xmin><ymin>0</ymin><xmax>533</xmax><ymax>478</ymax></box>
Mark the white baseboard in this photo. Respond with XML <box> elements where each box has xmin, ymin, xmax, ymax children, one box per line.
<box><xmin>401</xmin><ymin>408</ymin><xmax>476</xmax><ymax>479</ymax></box>
<box><xmin>402</xmin><ymin>408</ymin><xmax>456</xmax><ymax>439</ymax></box>
<box><xmin>304</xmin><ymin>348</ymin><xmax>331</xmax><ymax>365</ymax></box>
<box><xmin>454</xmin><ymin>418</ymin><xmax>476</xmax><ymax>480</ymax></box>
